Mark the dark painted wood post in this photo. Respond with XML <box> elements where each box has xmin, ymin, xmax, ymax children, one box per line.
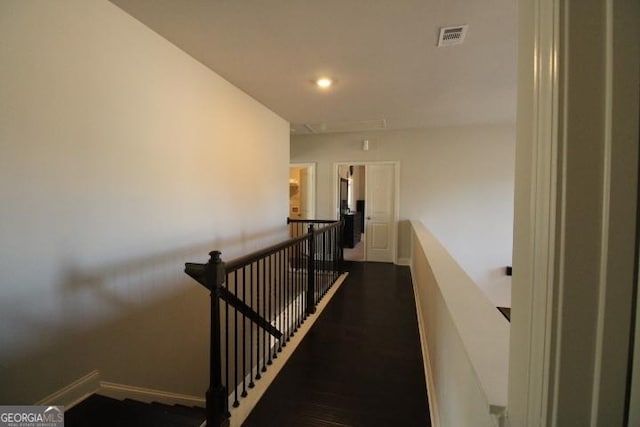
<box><xmin>206</xmin><ymin>251</ymin><xmax>229</xmax><ymax>427</ymax></box>
<box><xmin>306</xmin><ymin>225</ymin><xmax>316</xmax><ymax>315</ymax></box>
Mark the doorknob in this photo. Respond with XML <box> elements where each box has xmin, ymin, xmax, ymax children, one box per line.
<box><xmin>366</xmin><ymin>216</ymin><xmax>371</xmax><ymax>220</ymax></box>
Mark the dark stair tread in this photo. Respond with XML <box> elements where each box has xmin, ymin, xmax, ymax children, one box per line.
<box><xmin>65</xmin><ymin>394</ymin><xmax>205</xmax><ymax>427</ymax></box>
<box><xmin>66</xmin><ymin>395</ymin><xmax>138</xmax><ymax>427</ymax></box>
<box><xmin>150</xmin><ymin>401</ymin><xmax>206</xmax><ymax>420</ymax></box>
<box><xmin>122</xmin><ymin>399</ymin><xmax>204</xmax><ymax>426</ymax></box>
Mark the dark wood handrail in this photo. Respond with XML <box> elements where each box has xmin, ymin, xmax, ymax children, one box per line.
<box><xmin>226</xmin><ymin>221</ymin><xmax>341</xmax><ymax>272</ymax></box>
<box><xmin>287</xmin><ymin>217</ymin><xmax>338</xmax><ymax>224</ymax></box>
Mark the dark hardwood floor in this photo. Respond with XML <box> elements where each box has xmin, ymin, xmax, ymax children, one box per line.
<box><xmin>242</xmin><ymin>261</ymin><xmax>431</xmax><ymax>427</ymax></box>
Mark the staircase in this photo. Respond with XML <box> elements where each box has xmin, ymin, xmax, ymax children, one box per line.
<box><xmin>65</xmin><ymin>394</ymin><xmax>205</xmax><ymax>427</ymax></box>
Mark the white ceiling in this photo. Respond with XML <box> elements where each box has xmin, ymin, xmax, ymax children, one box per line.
<box><xmin>109</xmin><ymin>0</ymin><xmax>517</xmax><ymax>134</ymax></box>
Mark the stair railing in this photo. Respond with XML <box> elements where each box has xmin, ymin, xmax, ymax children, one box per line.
<box><xmin>185</xmin><ymin>219</ymin><xmax>343</xmax><ymax>427</ymax></box>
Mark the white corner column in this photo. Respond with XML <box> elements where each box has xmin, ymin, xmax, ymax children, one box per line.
<box><xmin>509</xmin><ymin>0</ymin><xmax>639</xmax><ymax>425</ymax></box>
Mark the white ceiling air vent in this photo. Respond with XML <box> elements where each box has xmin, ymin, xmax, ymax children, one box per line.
<box><xmin>437</xmin><ymin>25</ymin><xmax>468</xmax><ymax>47</ymax></box>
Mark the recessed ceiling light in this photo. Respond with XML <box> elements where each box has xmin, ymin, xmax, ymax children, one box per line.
<box><xmin>316</xmin><ymin>77</ymin><xmax>333</xmax><ymax>88</ymax></box>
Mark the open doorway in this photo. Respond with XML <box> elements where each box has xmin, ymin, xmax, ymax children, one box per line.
<box><xmin>289</xmin><ymin>163</ymin><xmax>316</xmax><ymax>220</ymax></box>
<box><xmin>334</xmin><ymin>162</ymin><xmax>399</xmax><ymax>263</ymax></box>
<box><xmin>338</xmin><ymin>164</ymin><xmax>366</xmax><ymax>261</ymax></box>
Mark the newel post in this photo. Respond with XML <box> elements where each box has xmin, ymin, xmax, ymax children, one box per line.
<box><xmin>306</xmin><ymin>225</ymin><xmax>316</xmax><ymax>315</ymax></box>
<box><xmin>206</xmin><ymin>251</ymin><xmax>229</xmax><ymax>427</ymax></box>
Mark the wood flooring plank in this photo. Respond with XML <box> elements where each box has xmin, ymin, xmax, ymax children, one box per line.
<box><xmin>242</xmin><ymin>262</ymin><xmax>430</xmax><ymax>427</ymax></box>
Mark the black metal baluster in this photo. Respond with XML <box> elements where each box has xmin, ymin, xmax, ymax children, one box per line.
<box><xmin>278</xmin><ymin>249</ymin><xmax>282</xmax><ymax>348</ymax></box>
<box><xmin>273</xmin><ymin>252</ymin><xmax>280</xmax><ymax>358</ymax></box>
<box><xmin>232</xmin><ymin>271</ymin><xmax>239</xmax><ymax>408</ymax></box>
<box><xmin>291</xmin><ymin>244</ymin><xmax>295</xmax><ymax>336</ymax></box>
<box><xmin>338</xmin><ymin>223</ymin><xmax>342</xmax><ymax>273</ymax></box>
<box><xmin>330</xmin><ymin>226</ymin><xmax>336</xmax><ymax>282</ymax></box>
<box><xmin>293</xmin><ymin>243</ymin><xmax>299</xmax><ymax>333</ymax></box>
<box><xmin>322</xmin><ymin>229</ymin><xmax>327</xmax><ymax>297</ymax></box>
<box><xmin>256</xmin><ymin>259</ymin><xmax>262</xmax><ymax>380</ymax></box>
<box><xmin>299</xmin><ymin>238</ymin><xmax>304</xmax><ymax>325</ymax></box>
<box><xmin>306</xmin><ymin>225</ymin><xmax>316</xmax><ymax>316</ymax></box>
<box><xmin>318</xmin><ymin>231</ymin><xmax>327</xmax><ymax>296</ymax></box>
<box><xmin>262</xmin><ymin>257</ymin><xmax>268</xmax><ymax>370</ymax></box>
<box><xmin>319</xmin><ymin>228</ymin><xmax>323</xmax><ymax>298</ymax></box>
<box><xmin>300</xmin><ymin>238</ymin><xmax>304</xmax><ymax>324</ymax></box>
<box><xmin>241</xmin><ymin>266</ymin><xmax>247</xmax><ymax>399</ymax></box>
<box><xmin>284</xmin><ymin>245</ymin><xmax>289</xmax><ymax>344</ymax></box>
<box><xmin>279</xmin><ymin>248</ymin><xmax>285</xmax><ymax>349</ymax></box>
<box><xmin>266</xmin><ymin>254</ymin><xmax>272</xmax><ymax>366</ymax></box>
<box><xmin>314</xmin><ymin>229</ymin><xmax>319</xmax><ymax>307</ymax></box>
<box><xmin>294</xmin><ymin>243</ymin><xmax>297</xmax><ymax>327</ymax></box>
<box><xmin>248</xmin><ymin>263</ymin><xmax>255</xmax><ymax>389</ymax></box>
<box><xmin>335</xmin><ymin>225</ymin><xmax>339</xmax><ymax>277</ymax></box>
<box><xmin>224</xmin><ymin>272</ymin><xmax>230</xmax><ymax>416</ymax></box>
<box><xmin>319</xmin><ymin>228</ymin><xmax>322</xmax><ymax>297</ymax></box>
<box><xmin>326</xmin><ymin>228</ymin><xmax>330</xmax><ymax>292</ymax></box>
<box><xmin>294</xmin><ymin>243</ymin><xmax>298</xmax><ymax>331</ymax></box>
<box><xmin>319</xmin><ymin>228</ymin><xmax>323</xmax><ymax>299</ymax></box>
<box><xmin>278</xmin><ymin>249</ymin><xmax>283</xmax><ymax>349</ymax></box>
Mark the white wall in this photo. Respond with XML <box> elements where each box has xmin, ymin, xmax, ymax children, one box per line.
<box><xmin>410</xmin><ymin>221</ymin><xmax>509</xmax><ymax>427</ymax></box>
<box><xmin>0</xmin><ymin>0</ymin><xmax>289</xmax><ymax>404</ymax></box>
<box><xmin>291</xmin><ymin>125</ymin><xmax>515</xmax><ymax>306</ymax></box>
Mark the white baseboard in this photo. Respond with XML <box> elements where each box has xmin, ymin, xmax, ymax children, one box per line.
<box><xmin>99</xmin><ymin>381</ymin><xmax>205</xmax><ymax>407</ymax></box>
<box><xmin>36</xmin><ymin>370</ymin><xmax>205</xmax><ymax>410</ymax></box>
<box><xmin>409</xmin><ymin>264</ymin><xmax>440</xmax><ymax>427</ymax></box>
<box><xmin>396</xmin><ymin>257</ymin><xmax>411</xmax><ymax>266</ymax></box>
<box><xmin>36</xmin><ymin>370</ymin><xmax>101</xmax><ymax>409</ymax></box>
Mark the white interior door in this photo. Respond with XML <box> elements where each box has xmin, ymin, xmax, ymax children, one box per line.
<box><xmin>365</xmin><ymin>163</ymin><xmax>396</xmax><ymax>262</ymax></box>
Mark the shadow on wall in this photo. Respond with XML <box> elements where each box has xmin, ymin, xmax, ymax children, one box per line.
<box><xmin>0</xmin><ymin>225</ymin><xmax>287</xmax><ymax>405</ymax></box>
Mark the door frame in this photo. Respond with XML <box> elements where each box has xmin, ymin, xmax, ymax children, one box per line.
<box><xmin>332</xmin><ymin>161</ymin><xmax>400</xmax><ymax>263</ymax></box>
<box><xmin>509</xmin><ymin>0</ymin><xmax>639</xmax><ymax>425</ymax></box>
<box><xmin>289</xmin><ymin>162</ymin><xmax>316</xmax><ymax>220</ymax></box>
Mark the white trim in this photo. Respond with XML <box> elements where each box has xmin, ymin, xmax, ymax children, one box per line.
<box><xmin>509</xmin><ymin>0</ymin><xmax>560</xmax><ymax>424</ymax></box>
<box><xmin>590</xmin><ymin>0</ymin><xmax>614</xmax><ymax>418</ymax></box>
<box><xmin>396</xmin><ymin>257</ymin><xmax>411</xmax><ymax>266</ymax></box>
<box><xmin>393</xmin><ymin>162</ymin><xmax>400</xmax><ymax>264</ymax></box>
<box><xmin>511</xmin><ymin>0</ymin><xmax>639</xmax><ymax>425</ymax></box>
<box><xmin>36</xmin><ymin>370</ymin><xmax>101</xmax><ymax>409</ymax></box>
<box><xmin>226</xmin><ymin>273</ymin><xmax>348</xmax><ymax>427</ymax></box>
<box><xmin>35</xmin><ymin>370</ymin><xmax>205</xmax><ymax>411</ymax></box>
<box><xmin>98</xmin><ymin>381</ymin><xmax>205</xmax><ymax>407</ymax></box>
<box><xmin>409</xmin><ymin>262</ymin><xmax>440</xmax><ymax>427</ymax></box>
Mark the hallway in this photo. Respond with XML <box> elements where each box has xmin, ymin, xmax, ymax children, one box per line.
<box><xmin>243</xmin><ymin>261</ymin><xmax>430</xmax><ymax>426</ymax></box>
